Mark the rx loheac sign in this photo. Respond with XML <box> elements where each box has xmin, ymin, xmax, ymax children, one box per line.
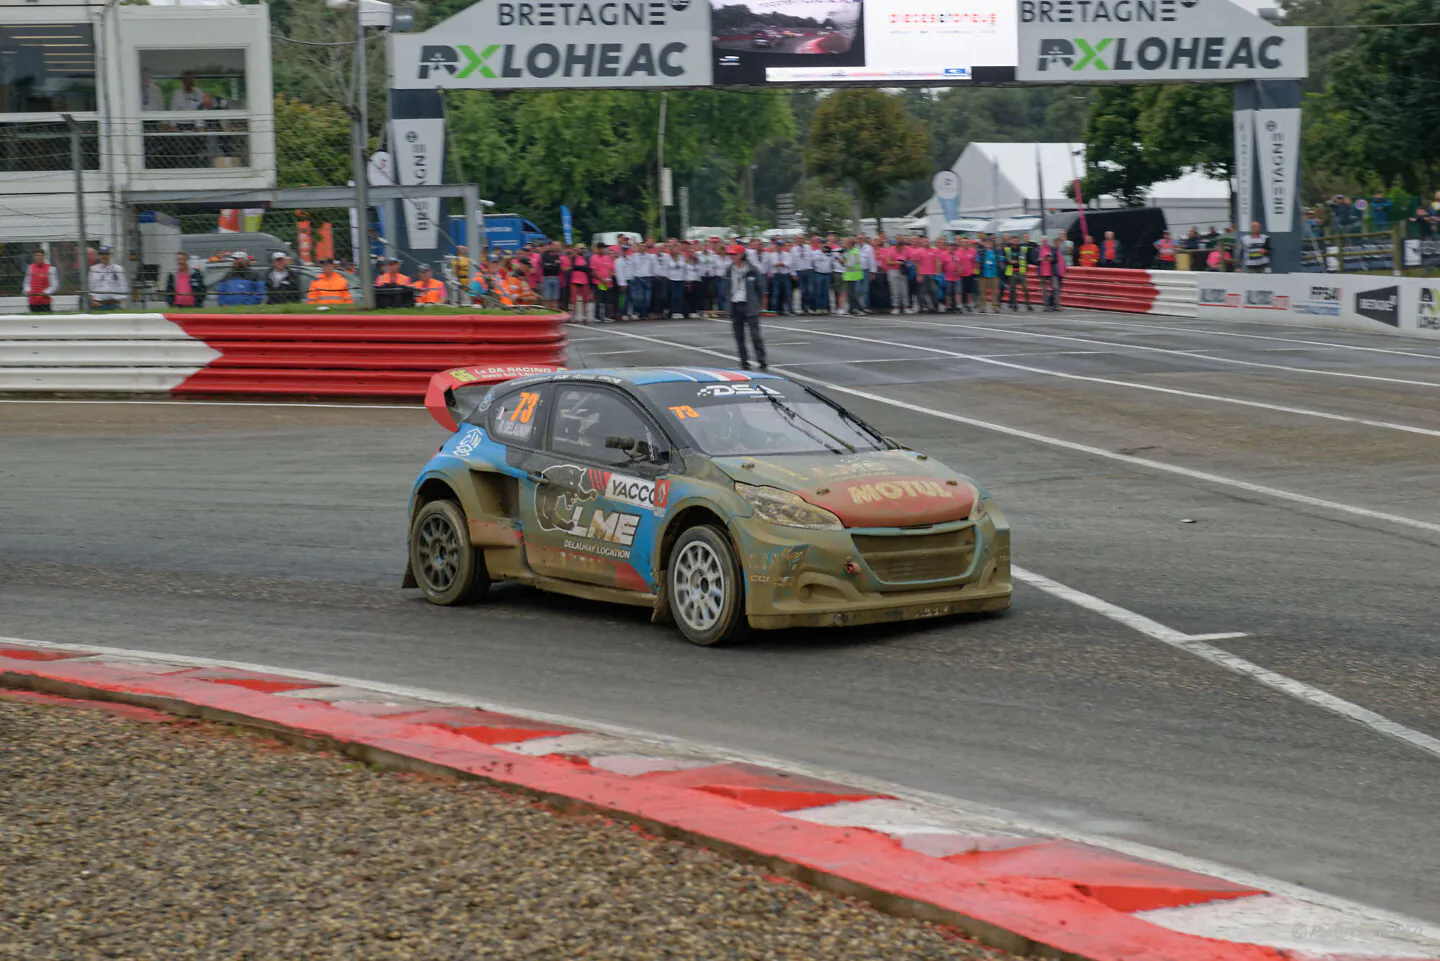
<box><xmin>1018</xmin><ymin>0</ymin><xmax>1306</xmax><ymax>82</ymax></box>
<box><xmin>391</xmin><ymin>0</ymin><xmax>714</xmax><ymax>89</ymax></box>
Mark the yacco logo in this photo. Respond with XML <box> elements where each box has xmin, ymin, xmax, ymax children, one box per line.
<box><xmin>1037</xmin><ymin>35</ymin><xmax>1287</xmax><ymax>72</ymax></box>
<box><xmin>420</xmin><ymin>42</ymin><xmax>688</xmax><ymax>80</ymax></box>
<box><xmin>1354</xmin><ymin>286</ymin><xmax>1399</xmax><ymax>327</ymax></box>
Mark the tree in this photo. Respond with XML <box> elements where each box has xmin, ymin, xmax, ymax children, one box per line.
<box><xmin>806</xmin><ymin>89</ymin><xmax>930</xmax><ymax>230</ymax></box>
<box><xmin>1306</xmin><ymin>0</ymin><xmax>1440</xmax><ymax>195</ymax></box>
<box><xmin>273</xmin><ymin>97</ymin><xmax>353</xmax><ymax>188</ymax></box>
<box><xmin>1081</xmin><ymin>87</ymin><xmax>1182</xmax><ymax>205</ymax></box>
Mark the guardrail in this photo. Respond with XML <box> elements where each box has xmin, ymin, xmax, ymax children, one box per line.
<box><xmin>1016</xmin><ymin>267</ymin><xmax>1197</xmax><ymax>317</ymax></box>
<box><xmin>0</xmin><ymin>312</ymin><xmax>569</xmax><ymax>396</ymax></box>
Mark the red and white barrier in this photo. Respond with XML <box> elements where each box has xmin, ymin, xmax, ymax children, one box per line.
<box><xmin>0</xmin><ymin>312</ymin><xmax>569</xmax><ymax>397</ymax></box>
<box><xmin>1023</xmin><ymin>267</ymin><xmax>1198</xmax><ymax>317</ymax></box>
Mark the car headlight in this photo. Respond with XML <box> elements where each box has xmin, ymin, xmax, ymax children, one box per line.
<box><xmin>970</xmin><ymin>492</ymin><xmax>988</xmax><ymax>522</ymax></box>
<box><xmin>735</xmin><ymin>483</ymin><xmax>844</xmax><ymax>531</ymax></box>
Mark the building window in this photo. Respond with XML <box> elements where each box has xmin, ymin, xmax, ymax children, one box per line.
<box><xmin>0</xmin><ymin>120</ymin><xmax>99</xmax><ymax>173</ymax></box>
<box><xmin>142</xmin><ymin>117</ymin><xmax>249</xmax><ymax>171</ymax></box>
<box><xmin>138</xmin><ymin>49</ymin><xmax>247</xmax><ymax>113</ymax></box>
<box><xmin>0</xmin><ymin>24</ymin><xmax>97</xmax><ymax>113</ymax></box>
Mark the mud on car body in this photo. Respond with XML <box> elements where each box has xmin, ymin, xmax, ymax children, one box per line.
<box><xmin>406</xmin><ymin>366</ymin><xmax>1012</xmax><ymax>645</ymax></box>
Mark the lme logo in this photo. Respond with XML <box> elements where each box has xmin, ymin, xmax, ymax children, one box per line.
<box><xmin>1036</xmin><ymin>35</ymin><xmax>1287</xmax><ymax>71</ymax></box>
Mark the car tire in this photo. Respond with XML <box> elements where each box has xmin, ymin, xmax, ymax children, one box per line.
<box><xmin>410</xmin><ymin>500</ymin><xmax>490</xmax><ymax>605</ymax></box>
<box><xmin>668</xmin><ymin>525</ymin><xmax>748</xmax><ymax>646</ymax></box>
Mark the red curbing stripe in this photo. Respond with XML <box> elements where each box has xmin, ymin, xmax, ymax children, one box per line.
<box><xmin>943</xmin><ymin>840</ymin><xmax>1263</xmax><ymax>913</ymax></box>
<box><xmin>0</xmin><ymin>688</ymin><xmax>172</xmax><ymax>722</ymax></box>
<box><xmin>0</xmin><ymin>647</ymin><xmax>87</xmax><ymax>661</ymax></box>
<box><xmin>0</xmin><ymin>652</ymin><xmax>1293</xmax><ymax>961</ymax></box>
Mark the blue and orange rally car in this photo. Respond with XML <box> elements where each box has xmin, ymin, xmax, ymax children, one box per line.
<box><xmin>405</xmin><ymin>365</ymin><xmax>1012</xmax><ymax>645</ymax></box>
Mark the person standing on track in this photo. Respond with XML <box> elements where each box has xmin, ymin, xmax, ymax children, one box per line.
<box><xmin>1153</xmin><ymin>230</ymin><xmax>1177</xmax><ymax>270</ymax></box>
<box><xmin>1038</xmin><ymin>237</ymin><xmax>1064</xmax><ymax>312</ymax></box>
<box><xmin>886</xmin><ymin>235</ymin><xmax>910</xmax><ymax>315</ymax></box>
<box><xmin>958</xmin><ymin>238</ymin><xmax>977</xmax><ymax>313</ymax></box>
<box><xmin>1240</xmin><ymin>221</ymin><xmax>1272</xmax><ymax>273</ymax></box>
<box><xmin>977</xmin><ymin>237</ymin><xmax>1001</xmax><ymax>313</ymax></box>
<box><xmin>727</xmin><ymin>248</ymin><xmax>767</xmax><ymax>372</ymax></box>
<box><xmin>1100</xmin><ymin>231</ymin><xmax>1123</xmax><ymax>268</ymax></box>
<box><xmin>24</xmin><ymin>249</ymin><xmax>59</xmax><ymax>313</ymax></box>
<box><xmin>539</xmin><ymin>242</ymin><xmax>563</xmax><ymax>310</ymax></box>
<box><xmin>912</xmin><ymin>237</ymin><xmax>939</xmax><ymax>313</ymax></box>
<box><xmin>811</xmin><ymin>235</ymin><xmax>833</xmax><ymax>314</ymax></box>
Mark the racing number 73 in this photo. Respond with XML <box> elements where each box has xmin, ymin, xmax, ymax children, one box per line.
<box><xmin>509</xmin><ymin>391</ymin><xmax>540</xmax><ymax>423</ymax></box>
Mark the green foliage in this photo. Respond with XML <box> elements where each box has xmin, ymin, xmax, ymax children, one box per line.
<box><xmin>445</xmin><ymin>89</ymin><xmax>792</xmax><ymax>238</ymax></box>
<box><xmin>1081</xmin><ymin>85</ymin><xmax>1230</xmax><ymax>206</ymax></box>
<box><xmin>274</xmin><ymin>97</ymin><xmax>352</xmax><ymax>188</ymax></box>
<box><xmin>799</xmin><ymin>180</ymin><xmax>854</xmax><ymax>235</ymax></box>
<box><xmin>806</xmin><ymin>89</ymin><xmax>929</xmax><ymax>229</ymax></box>
<box><xmin>1303</xmin><ymin>0</ymin><xmax>1440</xmax><ymax>195</ymax></box>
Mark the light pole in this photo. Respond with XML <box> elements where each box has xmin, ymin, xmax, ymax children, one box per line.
<box><xmin>328</xmin><ymin>0</ymin><xmax>407</xmax><ymax>308</ymax></box>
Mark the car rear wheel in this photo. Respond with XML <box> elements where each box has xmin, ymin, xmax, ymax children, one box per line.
<box><xmin>668</xmin><ymin>526</ymin><xmax>748</xmax><ymax>646</ymax></box>
<box><xmin>410</xmin><ymin>500</ymin><xmax>490</xmax><ymax>605</ymax></box>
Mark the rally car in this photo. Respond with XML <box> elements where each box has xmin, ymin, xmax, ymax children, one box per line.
<box><xmin>404</xmin><ymin>366</ymin><xmax>1012</xmax><ymax>645</ymax></box>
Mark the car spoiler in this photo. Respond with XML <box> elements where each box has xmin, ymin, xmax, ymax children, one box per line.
<box><xmin>424</xmin><ymin>364</ymin><xmax>562</xmax><ymax>431</ymax></box>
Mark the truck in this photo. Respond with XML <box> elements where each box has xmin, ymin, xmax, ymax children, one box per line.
<box><xmin>447</xmin><ymin>214</ymin><xmax>548</xmax><ymax>252</ymax></box>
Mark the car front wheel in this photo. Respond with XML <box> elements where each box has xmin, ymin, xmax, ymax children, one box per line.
<box><xmin>668</xmin><ymin>525</ymin><xmax>748</xmax><ymax>646</ymax></box>
<box><xmin>410</xmin><ymin>500</ymin><xmax>490</xmax><ymax>605</ymax></box>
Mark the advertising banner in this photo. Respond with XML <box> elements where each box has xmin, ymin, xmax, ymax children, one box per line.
<box><xmin>391</xmin><ymin>117</ymin><xmax>445</xmax><ymax>251</ymax></box>
<box><xmin>390</xmin><ymin>0</ymin><xmax>715</xmax><ymax>89</ymax></box>
<box><xmin>1194</xmin><ymin>273</ymin><xmax>1440</xmax><ymax>340</ymax></box>
<box><xmin>1018</xmin><ymin>0</ymin><xmax>1307</xmax><ymax>83</ymax></box>
<box><xmin>1233</xmin><ymin>108</ymin><xmax>1254</xmax><ymax>232</ymax></box>
<box><xmin>932</xmin><ymin>170</ymin><xmax>961</xmax><ymax>224</ymax></box>
<box><xmin>722</xmin><ymin>0</ymin><xmax>1018</xmax><ymax>85</ymax></box>
<box><xmin>1253</xmin><ymin>106</ymin><xmax>1300</xmax><ymax>234</ymax></box>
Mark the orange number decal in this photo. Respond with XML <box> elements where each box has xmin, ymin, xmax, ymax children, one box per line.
<box><xmin>668</xmin><ymin>405</ymin><xmax>699</xmax><ymax>420</ymax></box>
<box><xmin>510</xmin><ymin>391</ymin><xmax>540</xmax><ymax>423</ymax></box>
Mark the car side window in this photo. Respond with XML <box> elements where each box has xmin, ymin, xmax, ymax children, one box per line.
<box><xmin>487</xmin><ymin>386</ymin><xmax>549</xmax><ymax>448</ymax></box>
<box><xmin>548</xmin><ymin>387</ymin><xmax>666</xmax><ymax>467</ymax></box>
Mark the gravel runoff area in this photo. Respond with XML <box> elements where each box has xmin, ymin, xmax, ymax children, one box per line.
<box><xmin>0</xmin><ymin>695</ymin><xmax>1027</xmax><ymax>961</ymax></box>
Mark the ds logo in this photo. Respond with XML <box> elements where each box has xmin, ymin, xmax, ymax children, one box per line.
<box><xmin>418</xmin><ymin>46</ymin><xmax>459</xmax><ymax>79</ymax></box>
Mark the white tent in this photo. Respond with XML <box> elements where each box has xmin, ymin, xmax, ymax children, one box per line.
<box><xmin>923</xmin><ymin>142</ymin><xmax>1231</xmax><ymax>239</ymax></box>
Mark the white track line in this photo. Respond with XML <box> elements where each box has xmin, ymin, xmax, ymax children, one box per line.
<box><xmin>4</xmin><ymin>631</ymin><xmax>1439</xmax><ymax>940</ymax></box>
<box><xmin>592</xmin><ymin>324</ymin><xmax>1440</xmax><ymax>537</ymax></box>
<box><xmin>864</xmin><ymin>315</ymin><xmax>1440</xmax><ymax>389</ymax></box>
<box><xmin>1053</xmin><ymin>316</ymin><xmax>1440</xmax><ymax>361</ymax></box>
<box><xmin>1012</xmin><ymin>566</ymin><xmax>1440</xmax><ymax>762</ymax></box>
<box><xmin>756</xmin><ymin>321</ymin><xmax>1440</xmax><ymax>440</ymax></box>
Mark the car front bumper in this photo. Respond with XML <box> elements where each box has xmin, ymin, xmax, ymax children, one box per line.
<box><xmin>732</xmin><ymin>511</ymin><xmax>1012</xmax><ymax>631</ymax></box>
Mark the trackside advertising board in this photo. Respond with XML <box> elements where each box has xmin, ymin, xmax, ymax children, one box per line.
<box><xmin>1194</xmin><ymin>274</ymin><xmax>1440</xmax><ymax>340</ymax></box>
<box><xmin>390</xmin><ymin>0</ymin><xmax>1026</xmax><ymax>88</ymax></box>
<box><xmin>1018</xmin><ymin>0</ymin><xmax>1306</xmax><ymax>82</ymax></box>
<box><xmin>390</xmin><ymin>0</ymin><xmax>715</xmax><ymax>88</ymax></box>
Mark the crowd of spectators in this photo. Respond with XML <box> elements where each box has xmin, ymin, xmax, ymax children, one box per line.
<box><xmin>465</xmin><ymin>233</ymin><xmax>1082</xmax><ymax>322</ymax></box>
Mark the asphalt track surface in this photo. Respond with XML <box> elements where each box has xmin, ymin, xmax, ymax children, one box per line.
<box><xmin>3</xmin><ymin>309</ymin><xmax>1438</xmax><ymax>923</ymax></box>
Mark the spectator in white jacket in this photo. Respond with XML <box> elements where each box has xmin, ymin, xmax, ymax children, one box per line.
<box><xmin>87</xmin><ymin>245</ymin><xmax>129</xmax><ymax>311</ymax></box>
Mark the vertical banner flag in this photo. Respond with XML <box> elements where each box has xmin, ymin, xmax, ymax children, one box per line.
<box><xmin>1254</xmin><ymin>107</ymin><xmax>1301</xmax><ymax>234</ymax></box>
<box><xmin>390</xmin><ymin>118</ymin><xmax>445</xmax><ymax>251</ymax></box>
<box><xmin>932</xmin><ymin>170</ymin><xmax>961</xmax><ymax>224</ymax></box>
<box><xmin>561</xmin><ymin>205</ymin><xmax>574</xmax><ymax>245</ymax></box>
<box><xmin>1234</xmin><ymin>109</ymin><xmax>1255</xmax><ymax>232</ymax></box>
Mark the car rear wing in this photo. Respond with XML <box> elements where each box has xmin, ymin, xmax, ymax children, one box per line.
<box><xmin>424</xmin><ymin>364</ymin><xmax>562</xmax><ymax>431</ymax></box>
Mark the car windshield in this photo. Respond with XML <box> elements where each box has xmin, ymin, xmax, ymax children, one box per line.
<box><xmin>640</xmin><ymin>379</ymin><xmax>888</xmax><ymax>457</ymax></box>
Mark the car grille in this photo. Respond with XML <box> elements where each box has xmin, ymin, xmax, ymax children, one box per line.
<box><xmin>852</xmin><ymin>529</ymin><xmax>976</xmax><ymax>584</ymax></box>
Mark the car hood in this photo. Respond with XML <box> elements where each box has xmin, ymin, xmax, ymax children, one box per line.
<box><xmin>711</xmin><ymin>450</ymin><xmax>977</xmax><ymax>528</ymax></box>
